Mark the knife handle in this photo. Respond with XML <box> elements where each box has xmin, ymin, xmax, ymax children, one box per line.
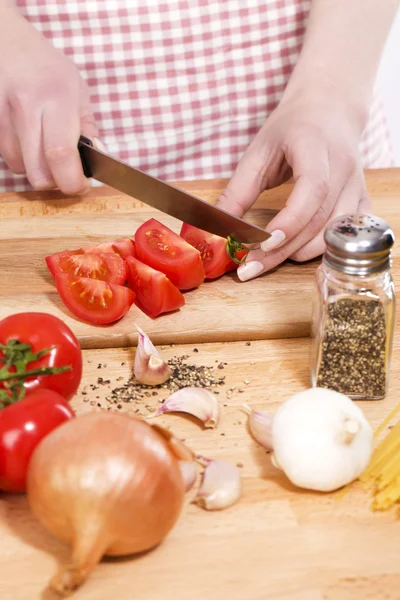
<box><xmin>78</xmin><ymin>135</ymin><xmax>93</xmax><ymax>178</ymax></box>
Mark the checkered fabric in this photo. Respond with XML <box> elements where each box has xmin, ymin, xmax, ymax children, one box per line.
<box><xmin>2</xmin><ymin>0</ymin><xmax>394</xmax><ymax>192</ymax></box>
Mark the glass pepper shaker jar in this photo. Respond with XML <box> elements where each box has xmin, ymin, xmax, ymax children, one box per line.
<box><xmin>310</xmin><ymin>214</ymin><xmax>395</xmax><ymax>400</ymax></box>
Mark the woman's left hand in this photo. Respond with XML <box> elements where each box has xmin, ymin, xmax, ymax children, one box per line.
<box><xmin>216</xmin><ymin>91</ymin><xmax>371</xmax><ymax>281</ymax></box>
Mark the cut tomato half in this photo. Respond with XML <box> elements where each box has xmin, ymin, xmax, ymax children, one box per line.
<box><xmin>135</xmin><ymin>219</ymin><xmax>205</xmax><ymax>290</ymax></box>
<box><xmin>46</xmin><ymin>250</ymin><xmax>128</xmax><ymax>285</ymax></box>
<box><xmin>84</xmin><ymin>238</ymin><xmax>136</xmax><ymax>259</ymax></box>
<box><xmin>180</xmin><ymin>223</ymin><xmax>247</xmax><ymax>279</ymax></box>
<box><xmin>54</xmin><ymin>274</ymin><xmax>135</xmax><ymax>325</ymax></box>
<box><xmin>126</xmin><ymin>256</ymin><xmax>185</xmax><ymax>318</ymax></box>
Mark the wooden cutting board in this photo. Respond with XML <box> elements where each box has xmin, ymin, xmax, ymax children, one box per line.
<box><xmin>1</xmin><ymin>170</ymin><xmax>399</xmax><ymax>349</ymax></box>
<box><xmin>2</xmin><ymin>337</ymin><xmax>400</xmax><ymax>600</ymax></box>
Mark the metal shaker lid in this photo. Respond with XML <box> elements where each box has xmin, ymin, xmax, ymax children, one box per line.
<box><xmin>324</xmin><ymin>214</ymin><xmax>395</xmax><ymax>275</ymax></box>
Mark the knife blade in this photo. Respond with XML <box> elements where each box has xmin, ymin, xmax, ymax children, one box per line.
<box><xmin>78</xmin><ymin>136</ymin><xmax>270</xmax><ymax>244</ymax></box>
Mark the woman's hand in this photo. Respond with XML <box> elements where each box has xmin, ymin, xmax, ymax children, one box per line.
<box><xmin>0</xmin><ymin>7</ymin><xmax>98</xmax><ymax>194</ymax></box>
<box><xmin>217</xmin><ymin>91</ymin><xmax>371</xmax><ymax>281</ymax></box>
<box><xmin>217</xmin><ymin>0</ymin><xmax>399</xmax><ymax>282</ymax></box>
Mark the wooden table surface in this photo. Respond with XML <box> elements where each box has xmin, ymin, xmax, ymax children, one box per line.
<box><xmin>1</xmin><ymin>170</ymin><xmax>400</xmax><ymax>600</ymax></box>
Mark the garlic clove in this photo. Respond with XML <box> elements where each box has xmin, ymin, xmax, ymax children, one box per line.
<box><xmin>179</xmin><ymin>461</ymin><xmax>198</xmax><ymax>492</ymax></box>
<box><xmin>134</xmin><ymin>324</ymin><xmax>171</xmax><ymax>386</ymax></box>
<box><xmin>193</xmin><ymin>460</ymin><xmax>241</xmax><ymax>510</ymax></box>
<box><xmin>241</xmin><ymin>403</ymin><xmax>274</xmax><ymax>451</ymax></box>
<box><xmin>146</xmin><ymin>387</ymin><xmax>220</xmax><ymax>428</ymax></box>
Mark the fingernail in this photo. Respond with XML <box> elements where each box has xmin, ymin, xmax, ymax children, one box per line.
<box><xmin>261</xmin><ymin>230</ymin><xmax>286</xmax><ymax>252</ymax></box>
<box><xmin>93</xmin><ymin>137</ymin><xmax>106</xmax><ymax>152</ymax></box>
<box><xmin>237</xmin><ymin>261</ymin><xmax>264</xmax><ymax>282</ymax></box>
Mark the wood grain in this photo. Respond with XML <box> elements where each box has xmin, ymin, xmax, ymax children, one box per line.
<box><xmin>1</xmin><ymin>169</ymin><xmax>399</xmax><ymax>348</ymax></box>
<box><xmin>1</xmin><ymin>337</ymin><xmax>400</xmax><ymax>600</ymax></box>
<box><xmin>1</xmin><ymin>170</ymin><xmax>400</xmax><ymax>599</ymax></box>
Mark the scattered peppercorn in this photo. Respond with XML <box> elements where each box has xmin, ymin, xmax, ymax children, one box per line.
<box><xmin>105</xmin><ymin>355</ymin><xmax>226</xmax><ymax>406</ymax></box>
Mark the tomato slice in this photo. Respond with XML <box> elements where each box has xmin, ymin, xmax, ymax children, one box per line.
<box><xmin>180</xmin><ymin>223</ymin><xmax>246</xmax><ymax>279</ymax></box>
<box><xmin>84</xmin><ymin>238</ymin><xmax>136</xmax><ymax>259</ymax></box>
<box><xmin>46</xmin><ymin>250</ymin><xmax>128</xmax><ymax>285</ymax></box>
<box><xmin>126</xmin><ymin>256</ymin><xmax>185</xmax><ymax>318</ymax></box>
<box><xmin>135</xmin><ymin>219</ymin><xmax>205</xmax><ymax>290</ymax></box>
<box><xmin>54</xmin><ymin>274</ymin><xmax>135</xmax><ymax>325</ymax></box>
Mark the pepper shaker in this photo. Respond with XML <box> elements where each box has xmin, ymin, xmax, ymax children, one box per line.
<box><xmin>310</xmin><ymin>214</ymin><xmax>395</xmax><ymax>400</ymax></box>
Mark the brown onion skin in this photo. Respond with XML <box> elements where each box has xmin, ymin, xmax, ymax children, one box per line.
<box><xmin>27</xmin><ymin>413</ymin><xmax>185</xmax><ymax>558</ymax></box>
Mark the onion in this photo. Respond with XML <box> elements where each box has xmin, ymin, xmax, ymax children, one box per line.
<box><xmin>27</xmin><ymin>412</ymin><xmax>187</xmax><ymax>596</ymax></box>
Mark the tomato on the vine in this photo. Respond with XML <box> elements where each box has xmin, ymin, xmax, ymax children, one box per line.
<box><xmin>0</xmin><ymin>312</ymin><xmax>82</xmax><ymax>402</ymax></box>
<box><xmin>0</xmin><ymin>389</ymin><xmax>74</xmax><ymax>492</ymax></box>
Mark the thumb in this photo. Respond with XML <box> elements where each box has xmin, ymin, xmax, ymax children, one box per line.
<box><xmin>216</xmin><ymin>147</ymin><xmax>267</xmax><ymax>218</ymax></box>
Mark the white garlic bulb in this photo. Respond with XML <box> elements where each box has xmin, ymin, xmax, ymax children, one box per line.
<box><xmin>271</xmin><ymin>387</ymin><xmax>373</xmax><ymax>492</ymax></box>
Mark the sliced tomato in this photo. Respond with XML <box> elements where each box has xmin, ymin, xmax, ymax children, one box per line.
<box><xmin>180</xmin><ymin>223</ymin><xmax>247</xmax><ymax>279</ymax></box>
<box><xmin>45</xmin><ymin>249</ymin><xmax>84</xmax><ymax>278</ymax></box>
<box><xmin>135</xmin><ymin>219</ymin><xmax>205</xmax><ymax>290</ymax></box>
<box><xmin>126</xmin><ymin>256</ymin><xmax>185</xmax><ymax>318</ymax></box>
<box><xmin>84</xmin><ymin>238</ymin><xmax>136</xmax><ymax>259</ymax></box>
<box><xmin>46</xmin><ymin>251</ymin><xmax>128</xmax><ymax>285</ymax></box>
<box><xmin>54</xmin><ymin>274</ymin><xmax>135</xmax><ymax>325</ymax></box>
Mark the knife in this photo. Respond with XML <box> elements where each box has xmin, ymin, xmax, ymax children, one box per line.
<box><xmin>78</xmin><ymin>136</ymin><xmax>270</xmax><ymax>244</ymax></box>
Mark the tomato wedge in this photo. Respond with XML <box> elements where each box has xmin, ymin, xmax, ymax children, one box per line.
<box><xmin>135</xmin><ymin>219</ymin><xmax>205</xmax><ymax>290</ymax></box>
<box><xmin>84</xmin><ymin>238</ymin><xmax>136</xmax><ymax>259</ymax></box>
<box><xmin>54</xmin><ymin>274</ymin><xmax>135</xmax><ymax>325</ymax></box>
<box><xmin>45</xmin><ymin>251</ymin><xmax>128</xmax><ymax>285</ymax></box>
<box><xmin>180</xmin><ymin>223</ymin><xmax>247</xmax><ymax>279</ymax></box>
<box><xmin>126</xmin><ymin>256</ymin><xmax>185</xmax><ymax>318</ymax></box>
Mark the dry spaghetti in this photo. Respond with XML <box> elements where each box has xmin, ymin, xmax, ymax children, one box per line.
<box><xmin>360</xmin><ymin>402</ymin><xmax>400</xmax><ymax>511</ymax></box>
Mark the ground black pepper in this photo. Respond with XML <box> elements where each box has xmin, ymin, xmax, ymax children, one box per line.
<box><xmin>105</xmin><ymin>354</ymin><xmax>226</xmax><ymax>406</ymax></box>
<box><xmin>316</xmin><ymin>298</ymin><xmax>387</xmax><ymax>397</ymax></box>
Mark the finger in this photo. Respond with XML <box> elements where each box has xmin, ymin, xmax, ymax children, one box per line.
<box><xmin>216</xmin><ymin>150</ymin><xmax>267</xmax><ymax>218</ymax></box>
<box><xmin>12</xmin><ymin>101</ymin><xmax>56</xmax><ymax>190</ymax></box>
<box><xmin>358</xmin><ymin>192</ymin><xmax>372</xmax><ymax>214</ymax></box>
<box><xmin>237</xmin><ymin>171</ymin><xmax>364</xmax><ymax>281</ymax></box>
<box><xmin>42</xmin><ymin>101</ymin><xmax>89</xmax><ymax>195</ymax></box>
<box><xmin>259</xmin><ymin>137</ymin><xmax>356</xmax><ymax>254</ymax></box>
<box><xmin>216</xmin><ymin>139</ymin><xmax>288</xmax><ymax>218</ymax></box>
<box><xmin>0</xmin><ymin>105</ymin><xmax>25</xmax><ymax>174</ymax></box>
<box><xmin>289</xmin><ymin>174</ymin><xmax>370</xmax><ymax>263</ymax></box>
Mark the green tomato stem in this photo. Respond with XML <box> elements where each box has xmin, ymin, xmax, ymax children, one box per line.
<box><xmin>225</xmin><ymin>236</ymin><xmax>249</xmax><ymax>265</ymax></box>
<box><xmin>0</xmin><ymin>339</ymin><xmax>71</xmax><ymax>406</ymax></box>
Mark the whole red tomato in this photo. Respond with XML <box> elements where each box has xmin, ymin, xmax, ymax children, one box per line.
<box><xmin>0</xmin><ymin>389</ymin><xmax>74</xmax><ymax>492</ymax></box>
<box><xmin>0</xmin><ymin>312</ymin><xmax>82</xmax><ymax>401</ymax></box>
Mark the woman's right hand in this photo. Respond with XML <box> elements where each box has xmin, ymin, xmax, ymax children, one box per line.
<box><xmin>0</xmin><ymin>7</ymin><xmax>98</xmax><ymax>194</ymax></box>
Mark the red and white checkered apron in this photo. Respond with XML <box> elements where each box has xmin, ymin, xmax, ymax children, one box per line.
<box><xmin>3</xmin><ymin>0</ymin><xmax>394</xmax><ymax>192</ymax></box>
